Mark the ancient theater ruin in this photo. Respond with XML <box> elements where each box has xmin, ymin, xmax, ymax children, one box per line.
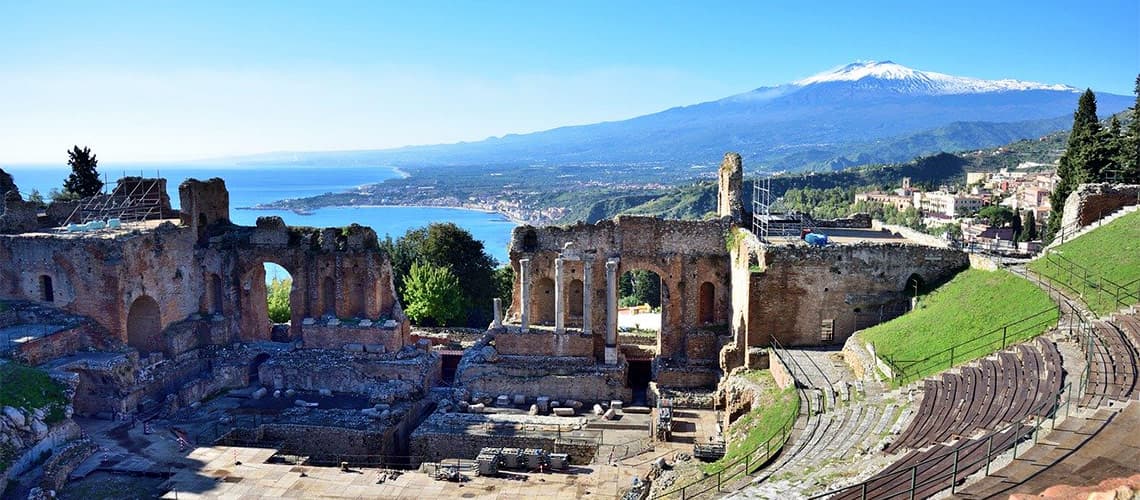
<box><xmin>4</xmin><ymin>157</ymin><xmax>1136</xmax><ymax>499</ymax></box>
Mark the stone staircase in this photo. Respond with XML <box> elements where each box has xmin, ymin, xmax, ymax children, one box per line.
<box><xmin>1044</xmin><ymin>204</ymin><xmax>1139</xmax><ymax>251</ymax></box>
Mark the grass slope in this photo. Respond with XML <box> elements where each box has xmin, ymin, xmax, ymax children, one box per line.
<box><xmin>862</xmin><ymin>269</ymin><xmax>1056</xmax><ymax>383</ymax></box>
<box><xmin>0</xmin><ymin>363</ymin><xmax>68</xmax><ymax>423</ymax></box>
<box><xmin>705</xmin><ymin>370</ymin><xmax>799</xmax><ymax>473</ymax></box>
<box><xmin>1028</xmin><ymin>210</ymin><xmax>1140</xmax><ymax>315</ymax></box>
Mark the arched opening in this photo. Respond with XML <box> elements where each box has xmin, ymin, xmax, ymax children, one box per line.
<box><xmin>39</xmin><ymin>275</ymin><xmax>54</xmax><ymax>302</ymax></box>
<box><xmin>905</xmin><ymin>274</ymin><xmax>925</xmax><ymax>298</ymax></box>
<box><xmin>351</xmin><ymin>270</ymin><xmax>368</xmax><ymax>317</ymax></box>
<box><xmin>209</xmin><ymin>274</ymin><xmax>223</xmax><ymax>315</ymax></box>
<box><xmin>699</xmin><ymin>282</ymin><xmax>715</xmax><ymax>324</ymax></box>
<box><xmin>533</xmin><ymin>277</ymin><xmax>556</xmax><ymax>324</ymax></box>
<box><xmin>619</xmin><ymin>269</ymin><xmax>661</xmax><ymax>333</ymax></box>
<box><xmin>126</xmin><ymin>295</ymin><xmax>162</xmax><ymax>354</ymax></box>
<box><xmin>567</xmin><ymin>278</ymin><xmax>584</xmax><ymax>318</ymax></box>
<box><xmin>249</xmin><ymin>353</ymin><xmax>270</xmax><ymax>384</ymax></box>
<box><xmin>264</xmin><ymin>262</ymin><xmax>293</xmax><ymax>324</ymax></box>
<box><xmin>322</xmin><ymin>276</ymin><xmax>336</xmax><ymax>317</ymax></box>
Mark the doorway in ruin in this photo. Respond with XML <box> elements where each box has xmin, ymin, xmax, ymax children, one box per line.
<box><xmin>567</xmin><ymin>278</ymin><xmax>584</xmax><ymax>320</ymax></box>
<box><xmin>619</xmin><ymin>269</ymin><xmax>661</xmax><ymax>333</ymax></box>
<box><xmin>126</xmin><ymin>295</ymin><xmax>162</xmax><ymax>355</ymax></box>
<box><xmin>39</xmin><ymin>275</ymin><xmax>54</xmax><ymax>302</ymax></box>
<box><xmin>698</xmin><ymin>282</ymin><xmax>715</xmax><ymax>324</ymax></box>
<box><xmin>264</xmin><ymin>262</ymin><xmax>293</xmax><ymax>324</ymax></box>
<box><xmin>628</xmin><ymin>359</ymin><xmax>653</xmax><ymax>406</ymax></box>
<box><xmin>440</xmin><ymin>351</ymin><xmax>463</xmax><ymax>385</ymax></box>
<box><xmin>249</xmin><ymin>353</ymin><xmax>270</xmax><ymax>384</ymax></box>
<box><xmin>209</xmin><ymin>273</ymin><xmax>224</xmax><ymax>315</ymax></box>
<box><xmin>905</xmin><ymin>273</ymin><xmax>925</xmax><ymax>298</ymax></box>
<box><xmin>533</xmin><ymin>277</ymin><xmax>556</xmax><ymax>325</ymax></box>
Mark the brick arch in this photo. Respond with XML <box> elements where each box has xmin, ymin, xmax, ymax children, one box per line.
<box><xmin>126</xmin><ymin>295</ymin><xmax>163</xmax><ymax>354</ymax></box>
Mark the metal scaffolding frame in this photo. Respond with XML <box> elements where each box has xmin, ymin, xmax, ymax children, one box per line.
<box><xmin>752</xmin><ymin>176</ymin><xmax>811</xmax><ymax>243</ymax></box>
<box><xmin>61</xmin><ymin>175</ymin><xmax>167</xmax><ymax>228</ymax></box>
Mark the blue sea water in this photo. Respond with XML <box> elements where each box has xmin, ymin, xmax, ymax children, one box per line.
<box><xmin>3</xmin><ymin>163</ymin><xmax>516</xmax><ymax>263</ymax></box>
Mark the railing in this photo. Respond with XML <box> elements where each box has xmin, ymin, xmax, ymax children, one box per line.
<box><xmin>886</xmin><ymin>306</ymin><xmax>1061</xmax><ymax>386</ymax></box>
<box><xmin>651</xmin><ymin>340</ymin><xmax>806</xmax><ymax>499</ymax></box>
<box><xmin>810</xmin><ymin>381</ymin><xmax>1074</xmax><ymax>500</ymax></box>
<box><xmin>1032</xmin><ymin>249</ymin><xmax>1140</xmax><ymax>315</ymax></box>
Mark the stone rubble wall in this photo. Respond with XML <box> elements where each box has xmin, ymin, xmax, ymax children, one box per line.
<box><xmin>1061</xmin><ymin>183</ymin><xmax>1140</xmax><ymax>229</ymax></box>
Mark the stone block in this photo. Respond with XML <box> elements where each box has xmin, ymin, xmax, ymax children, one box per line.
<box><xmin>593</xmin><ymin>404</ymin><xmax>604</xmax><ymax>416</ymax></box>
<box><xmin>327</xmin><ymin>318</ymin><xmax>340</xmax><ymax>326</ymax></box>
<box><xmin>603</xmin><ymin>408</ymin><xmax>617</xmax><ymax>420</ymax></box>
<box><xmin>610</xmin><ymin>400</ymin><xmax>623</xmax><ymax>411</ymax></box>
<box><xmin>384</xmin><ymin>320</ymin><xmax>398</xmax><ymax>329</ymax></box>
<box><xmin>302</xmin><ymin>317</ymin><xmax>316</xmax><ymax>326</ymax></box>
<box><xmin>513</xmin><ymin>394</ymin><xmax>526</xmax><ymax>405</ymax></box>
<box><xmin>364</xmin><ymin>344</ymin><xmax>385</xmax><ymax>353</ymax></box>
<box><xmin>344</xmin><ymin>343</ymin><xmax>364</xmax><ymax>352</ymax></box>
<box><xmin>553</xmin><ymin>407</ymin><xmax>575</xmax><ymax>417</ymax></box>
<box><xmin>496</xmin><ymin>395</ymin><xmax>510</xmax><ymax>407</ymax></box>
<box><xmin>528</xmin><ymin>404</ymin><xmax>538</xmax><ymax>415</ymax></box>
<box><xmin>251</xmin><ymin>387</ymin><xmax>268</xmax><ymax>400</ymax></box>
<box><xmin>359</xmin><ymin>319</ymin><xmax>373</xmax><ymax>327</ymax></box>
<box><xmin>536</xmin><ymin>396</ymin><xmax>551</xmax><ymax>414</ymax></box>
<box><xmin>469</xmin><ymin>403</ymin><xmax>485</xmax><ymax>413</ymax></box>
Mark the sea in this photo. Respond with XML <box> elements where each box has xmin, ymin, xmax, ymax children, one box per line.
<box><xmin>3</xmin><ymin>163</ymin><xmax>517</xmax><ymax>264</ymax></box>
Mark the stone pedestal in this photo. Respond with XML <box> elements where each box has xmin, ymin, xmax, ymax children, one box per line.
<box><xmin>520</xmin><ymin>258</ymin><xmax>531</xmax><ymax>332</ymax></box>
<box><xmin>604</xmin><ymin>346</ymin><xmax>618</xmax><ymax>365</ymax></box>
<box><xmin>554</xmin><ymin>258</ymin><xmax>565</xmax><ymax>333</ymax></box>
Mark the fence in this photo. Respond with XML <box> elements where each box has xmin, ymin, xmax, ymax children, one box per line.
<box><xmin>1031</xmin><ymin>248</ymin><xmax>1140</xmax><ymax>315</ymax></box>
<box><xmin>650</xmin><ymin>339</ymin><xmax>807</xmax><ymax>499</ymax></box>
<box><xmin>884</xmin><ymin>306</ymin><xmax>1061</xmax><ymax>387</ymax></box>
<box><xmin>809</xmin><ymin>382</ymin><xmax>1074</xmax><ymax>500</ymax></box>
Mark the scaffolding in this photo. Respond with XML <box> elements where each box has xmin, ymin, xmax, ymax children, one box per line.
<box><xmin>752</xmin><ymin>176</ymin><xmax>811</xmax><ymax>243</ymax></box>
<box><xmin>61</xmin><ymin>176</ymin><xmax>168</xmax><ymax>229</ymax></box>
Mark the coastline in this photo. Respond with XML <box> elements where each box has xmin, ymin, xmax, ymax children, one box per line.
<box><xmin>238</xmin><ymin>203</ymin><xmax>533</xmax><ymax>226</ymax></box>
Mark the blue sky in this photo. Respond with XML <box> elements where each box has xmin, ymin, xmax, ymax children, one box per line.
<box><xmin>1</xmin><ymin>1</ymin><xmax>1137</xmax><ymax>163</ymax></box>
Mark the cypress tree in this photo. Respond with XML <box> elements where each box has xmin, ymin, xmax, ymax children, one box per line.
<box><xmin>1048</xmin><ymin>89</ymin><xmax>1103</xmax><ymax>236</ymax></box>
<box><xmin>1125</xmin><ymin>74</ymin><xmax>1140</xmax><ymax>183</ymax></box>
<box><xmin>63</xmin><ymin>146</ymin><xmax>104</xmax><ymax>198</ymax></box>
<box><xmin>1022</xmin><ymin>210</ymin><xmax>1038</xmax><ymax>242</ymax></box>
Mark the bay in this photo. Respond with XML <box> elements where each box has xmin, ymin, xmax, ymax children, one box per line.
<box><xmin>3</xmin><ymin>163</ymin><xmax>517</xmax><ymax>263</ymax></box>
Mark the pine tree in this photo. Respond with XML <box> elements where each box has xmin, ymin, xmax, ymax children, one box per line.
<box><xmin>63</xmin><ymin>146</ymin><xmax>103</xmax><ymax>198</ymax></box>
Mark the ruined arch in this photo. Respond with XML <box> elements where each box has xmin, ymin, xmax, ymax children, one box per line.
<box><xmin>567</xmin><ymin>278</ymin><xmax>584</xmax><ymax>318</ymax></box>
<box><xmin>264</xmin><ymin>262</ymin><xmax>294</xmax><ymax>324</ymax></box>
<box><xmin>126</xmin><ymin>295</ymin><xmax>162</xmax><ymax>354</ymax></box>
<box><xmin>699</xmin><ymin>281</ymin><xmax>715</xmax><ymax>324</ymax></box>
<box><xmin>905</xmin><ymin>273</ymin><xmax>925</xmax><ymax>297</ymax></box>
<box><xmin>533</xmin><ymin>277</ymin><xmax>556</xmax><ymax>324</ymax></box>
<box><xmin>618</xmin><ymin>267</ymin><xmax>662</xmax><ymax>331</ymax></box>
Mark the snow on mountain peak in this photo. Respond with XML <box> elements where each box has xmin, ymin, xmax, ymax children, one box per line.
<box><xmin>793</xmin><ymin>61</ymin><xmax>1077</xmax><ymax>95</ymax></box>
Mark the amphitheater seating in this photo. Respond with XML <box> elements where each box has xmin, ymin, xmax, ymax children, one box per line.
<box><xmin>1079</xmin><ymin>319</ymin><xmax>1139</xmax><ymax>407</ymax></box>
<box><xmin>886</xmin><ymin>337</ymin><xmax>1064</xmax><ymax>453</ymax></box>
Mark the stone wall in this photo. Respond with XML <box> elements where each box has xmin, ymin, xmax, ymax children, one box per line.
<box><xmin>9</xmin><ymin>323</ymin><xmax>110</xmax><ymax>366</ymax></box>
<box><xmin>302</xmin><ymin>323</ymin><xmax>408</xmax><ymax>353</ymax></box>
<box><xmin>259</xmin><ymin>349</ymin><xmax>440</xmax><ymax>398</ymax></box>
<box><xmin>493</xmin><ymin>329</ymin><xmax>595</xmax><ymax>357</ymax></box>
<box><xmin>458</xmin><ymin>355</ymin><xmax>632</xmax><ymax>402</ymax></box>
<box><xmin>0</xmin><ymin>191</ymin><xmax>38</xmax><ymax>234</ymax></box>
<box><xmin>1061</xmin><ymin>183</ymin><xmax>1140</xmax><ymax>229</ymax></box>
<box><xmin>732</xmin><ymin>242</ymin><xmax>967</xmax><ymax>353</ymax></box>
<box><xmin>410</xmin><ymin>412</ymin><xmax>597</xmax><ymax>464</ymax></box>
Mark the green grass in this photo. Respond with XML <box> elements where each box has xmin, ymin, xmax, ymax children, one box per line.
<box><xmin>1028</xmin><ymin>210</ymin><xmax>1140</xmax><ymax>315</ymax></box>
<box><xmin>704</xmin><ymin>370</ymin><xmax>799</xmax><ymax>473</ymax></box>
<box><xmin>0</xmin><ymin>363</ymin><xmax>68</xmax><ymax>425</ymax></box>
<box><xmin>861</xmin><ymin>268</ymin><xmax>1057</xmax><ymax>384</ymax></box>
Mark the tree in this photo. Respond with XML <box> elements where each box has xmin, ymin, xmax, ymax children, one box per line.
<box><xmin>26</xmin><ymin>189</ymin><xmax>46</xmax><ymax>208</ymax></box>
<box><xmin>402</xmin><ymin>261</ymin><xmax>466</xmax><ymax>326</ymax></box>
<box><xmin>266</xmin><ymin>277</ymin><xmax>292</xmax><ymax>323</ymax></box>
<box><xmin>493</xmin><ymin>265</ymin><xmax>514</xmax><ymax>312</ymax></box>
<box><xmin>1048</xmin><ymin>89</ymin><xmax>1105</xmax><ymax>236</ymax></box>
<box><xmin>977</xmin><ymin>205</ymin><xmax>1017</xmax><ymax>227</ymax></box>
<box><xmin>63</xmin><ymin>146</ymin><xmax>103</xmax><ymax>198</ymax></box>
<box><xmin>1124</xmin><ymin>73</ymin><xmax>1140</xmax><ymax>182</ymax></box>
<box><xmin>1020</xmin><ymin>210</ymin><xmax>1038</xmax><ymax>242</ymax></box>
<box><xmin>380</xmin><ymin>222</ymin><xmax>498</xmax><ymax>327</ymax></box>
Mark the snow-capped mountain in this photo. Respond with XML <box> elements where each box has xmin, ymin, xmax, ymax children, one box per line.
<box><xmin>285</xmin><ymin>61</ymin><xmax>1130</xmax><ymax>172</ymax></box>
<box><xmin>792</xmin><ymin>61</ymin><xmax>1077</xmax><ymax>95</ymax></box>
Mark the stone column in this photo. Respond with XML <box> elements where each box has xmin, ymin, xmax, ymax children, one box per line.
<box><xmin>519</xmin><ymin>258</ymin><xmax>531</xmax><ymax>333</ymax></box>
<box><xmin>492</xmin><ymin>298</ymin><xmax>502</xmax><ymax>329</ymax></box>
<box><xmin>582</xmin><ymin>259</ymin><xmax>593</xmax><ymax>335</ymax></box>
<box><xmin>554</xmin><ymin>257</ymin><xmax>565</xmax><ymax>333</ymax></box>
<box><xmin>605</xmin><ymin>258</ymin><xmax>619</xmax><ymax>365</ymax></box>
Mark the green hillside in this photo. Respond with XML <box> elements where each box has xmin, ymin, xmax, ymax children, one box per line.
<box><xmin>1028</xmin><ymin>209</ymin><xmax>1140</xmax><ymax>315</ymax></box>
<box><xmin>861</xmin><ymin>269</ymin><xmax>1057</xmax><ymax>385</ymax></box>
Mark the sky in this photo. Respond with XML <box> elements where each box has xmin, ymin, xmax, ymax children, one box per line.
<box><xmin>1</xmin><ymin>1</ymin><xmax>1137</xmax><ymax>164</ymax></box>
